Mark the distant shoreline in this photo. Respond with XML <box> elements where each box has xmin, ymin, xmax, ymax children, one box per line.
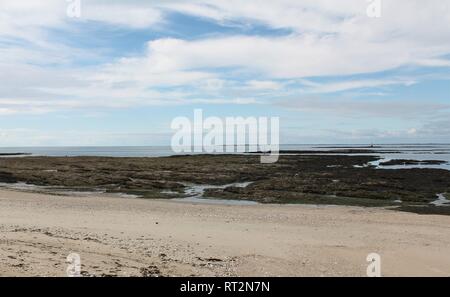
<box><xmin>0</xmin><ymin>153</ymin><xmax>30</xmax><ymax>156</ymax></box>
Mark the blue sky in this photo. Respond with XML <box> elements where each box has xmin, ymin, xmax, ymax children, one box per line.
<box><xmin>0</xmin><ymin>0</ymin><xmax>450</xmax><ymax>146</ymax></box>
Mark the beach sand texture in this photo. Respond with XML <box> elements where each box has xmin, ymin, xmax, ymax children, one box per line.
<box><xmin>1</xmin><ymin>189</ymin><xmax>450</xmax><ymax>277</ymax></box>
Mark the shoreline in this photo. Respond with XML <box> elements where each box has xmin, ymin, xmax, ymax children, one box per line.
<box><xmin>0</xmin><ymin>180</ymin><xmax>447</xmax><ymax>212</ymax></box>
<box><xmin>0</xmin><ymin>154</ymin><xmax>449</xmax><ymax>215</ymax></box>
<box><xmin>1</xmin><ymin>188</ymin><xmax>450</xmax><ymax>277</ymax></box>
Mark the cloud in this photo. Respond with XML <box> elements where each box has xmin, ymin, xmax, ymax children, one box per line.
<box><xmin>278</xmin><ymin>97</ymin><xmax>450</xmax><ymax>119</ymax></box>
<box><xmin>87</xmin><ymin>12</ymin><xmax>450</xmax><ymax>92</ymax></box>
<box><xmin>95</xmin><ymin>34</ymin><xmax>447</xmax><ymax>80</ymax></box>
<box><xmin>415</xmin><ymin>59</ymin><xmax>450</xmax><ymax>67</ymax></box>
<box><xmin>301</xmin><ymin>78</ymin><xmax>417</xmax><ymax>94</ymax></box>
<box><xmin>81</xmin><ymin>3</ymin><xmax>163</xmax><ymax>29</ymax></box>
<box><xmin>245</xmin><ymin>80</ymin><xmax>283</xmax><ymax>90</ymax></box>
<box><xmin>418</xmin><ymin>119</ymin><xmax>450</xmax><ymax>137</ymax></box>
<box><xmin>189</xmin><ymin>97</ymin><xmax>258</xmax><ymax>105</ymax></box>
<box><xmin>407</xmin><ymin>128</ymin><xmax>418</xmax><ymax>135</ymax></box>
<box><xmin>0</xmin><ymin>128</ymin><xmax>172</xmax><ymax>147</ymax></box>
<box><xmin>0</xmin><ymin>0</ymin><xmax>164</xmax><ymax>36</ymax></box>
<box><xmin>1</xmin><ymin>0</ymin><xmax>450</xmax><ymax>129</ymax></box>
<box><xmin>161</xmin><ymin>0</ymin><xmax>366</xmax><ymax>33</ymax></box>
<box><xmin>161</xmin><ymin>0</ymin><xmax>450</xmax><ymax>40</ymax></box>
<box><xmin>331</xmin><ymin>128</ymin><xmax>421</xmax><ymax>140</ymax></box>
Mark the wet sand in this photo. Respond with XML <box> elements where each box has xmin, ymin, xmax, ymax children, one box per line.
<box><xmin>1</xmin><ymin>189</ymin><xmax>450</xmax><ymax>277</ymax></box>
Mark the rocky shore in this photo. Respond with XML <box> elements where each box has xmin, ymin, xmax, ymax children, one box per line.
<box><xmin>0</xmin><ymin>152</ymin><xmax>449</xmax><ymax>215</ymax></box>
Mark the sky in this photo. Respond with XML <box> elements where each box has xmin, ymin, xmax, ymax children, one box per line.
<box><xmin>0</xmin><ymin>0</ymin><xmax>450</xmax><ymax>146</ymax></box>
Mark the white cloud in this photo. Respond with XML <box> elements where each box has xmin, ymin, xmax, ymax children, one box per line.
<box><xmin>407</xmin><ymin>128</ymin><xmax>418</xmax><ymax>135</ymax></box>
<box><xmin>92</xmin><ymin>29</ymin><xmax>450</xmax><ymax>84</ymax></box>
<box><xmin>197</xmin><ymin>79</ymin><xmax>226</xmax><ymax>91</ymax></box>
<box><xmin>278</xmin><ymin>97</ymin><xmax>450</xmax><ymax>119</ymax></box>
<box><xmin>415</xmin><ymin>59</ymin><xmax>450</xmax><ymax>67</ymax></box>
<box><xmin>1</xmin><ymin>0</ymin><xmax>450</xmax><ymax>116</ymax></box>
<box><xmin>81</xmin><ymin>2</ymin><xmax>163</xmax><ymax>29</ymax></box>
<box><xmin>161</xmin><ymin>0</ymin><xmax>450</xmax><ymax>41</ymax></box>
<box><xmin>150</xmin><ymin>0</ymin><xmax>450</xmax><ymax>79</ymax></box>
<box><xmin>161</xmin><ymin>0</ymin><xmax>365</xmax><ymax>33</ymax></box>
<box><xmin>302</xmin><ymin>79</ymin><xmax>417</xmax><ymax>94</ymax></box>
<box><xmin>245</xmin><ymin>80</ymin><xmax>283</xmax><ymax>90</ymax></box>
<box><xmin>0</xmin><ymin>128</ymin><xmax>172</xmax><ymax>147</ymax></box>
<box><xmin>190</xmin><ymin>97</ymin><xmax>258</xmax><ymax>105</ymax></box>
<box><xmin>0</xmin><ymin>0</ymin><xmax>164</xmax><ymax>36</ymax></box>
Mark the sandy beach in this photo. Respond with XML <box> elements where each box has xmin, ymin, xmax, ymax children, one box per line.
<box><xmin>1</xmin><ymin>189</ymin><xmax>450</xmax><ymax>277</ymax></box>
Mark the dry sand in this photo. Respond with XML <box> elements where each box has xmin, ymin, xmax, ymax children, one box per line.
<box><xmin>1</xmin><ymin>189</ymin><xmax>450</xmax><ymax>277</ymax></box>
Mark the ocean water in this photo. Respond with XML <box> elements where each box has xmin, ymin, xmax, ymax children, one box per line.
<box><xmin>0</xmin><ymin>146</ymin><xmax>174</xmax><ymax>158</ymax></box>
<box><xmin>289</xmin><ymin>144</ymin><xmax>450</xmax><ymax>171</ymax></box>
<box><xmin>0</xmin><ymin>144</ymin><xmax>449</xmax><ymax>170</ymax></box>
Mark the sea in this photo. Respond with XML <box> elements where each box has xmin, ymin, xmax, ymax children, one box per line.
<box><xmin>0</xmin><ymin>144</ymin><xmax>449</xmax><ymax>171</ymax></box>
